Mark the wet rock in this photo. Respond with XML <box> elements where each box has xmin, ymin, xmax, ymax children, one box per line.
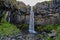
<box><xmin>48</xmin><ymin>33</ymin><xmax>56</xmax><ymax>37</ymax></box>
<box><xmin>48</xmin><ymin>30</ymin><xmax>57</xmax><ymax>38</ymax></box>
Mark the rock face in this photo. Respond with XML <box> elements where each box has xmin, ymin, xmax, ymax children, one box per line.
<box><xmin>0</xmin><ymin>0</ymin><xmax>19</xmax><ymax>23</ymax></box>
<box><xmin>33</xmin><ymin>0</ymin><xmax>60</xmax><ymax>25</ymax></box>
<box><xmin>2</xmin><ymin>1</ymin><xmax>30</xmax><ymax>25</ymax></box>
<box><xmin>0</xmin><ymin>0</ymin><xmax>60</xmax><ymax>25</ymax></box>
<box><xmin>13</xmin><ymin>2</ymin><xmax>30</xmax><ymax>24</ymax></box>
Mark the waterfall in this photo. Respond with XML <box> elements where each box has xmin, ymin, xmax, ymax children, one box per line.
<box><xmin>29</xmin><ymin>6</ymin><xmax>36</xmax><ymax>33</ymax></box>
<box><xmin>8</xmin><ymin>11</ymin><xmax>10</xmax><ymax>22</ymax></box>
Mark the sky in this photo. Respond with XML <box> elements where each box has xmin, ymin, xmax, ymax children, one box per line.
<box><xmin>16</xmin><ymin>0</ymin><xmax>50</xmax><ymax>6</ymax></box>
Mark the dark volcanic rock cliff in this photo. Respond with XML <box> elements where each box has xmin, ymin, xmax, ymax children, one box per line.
<box><xmin>0</xmin><ymin>0</ymin><xmax>60</xmax><ymax>25</ymax></box>
<box><xmin>33</xmin><ymin>0</ymin><xmax>60</xmax><ymax>25</ymax></box>
<box><xmin>17</xmin><ymin>2</ymin><xmax>30</xmax><ymax>24</ymax></box>
<box><xmin>0</xmin><ymin>0</ymin><xmax>19</xmax><ymax>23</ymax></box>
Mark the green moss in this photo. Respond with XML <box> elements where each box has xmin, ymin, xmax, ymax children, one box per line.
<box><xmin>36</xmin><ymin>24</ymin><xmax>60</xmax><ymax>32</ymax></box>
<box><xmin>0</xmin><ymin>21</ymin><xmax>20</xmax><ymax>36</ymax></box>
<box><xmin>56</xmin><ymin>33</ymin><xmax>60</xmax><ymax>40</ymax></box>
<box><xmin>36</xmin><ymin>24</ymin><xmax>60</xmax><ymax>40</ymax></box>
<box><xmin>44</xmin><ymin>24</ymin><xmax>55</xmax><ymax>30</ymax></box>
<box><xmin>12</xmin><ymin>0</ymin><xmax>19</xmax><ymax>9</ymax></box>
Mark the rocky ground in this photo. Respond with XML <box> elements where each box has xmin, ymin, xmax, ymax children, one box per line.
<box><xmin>0</xmin><ymin>31</ymin><xmax>57</xmax><ymax>40</ymax></box>
<box><xmin>0</xmin><ymin>34</ymin><xmax>40</xmax><ymax>40</ymax></box>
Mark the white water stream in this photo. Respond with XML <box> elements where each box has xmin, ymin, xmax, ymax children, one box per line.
<box><xmin>29</xmin><ymin>7</ymin><xmax>36</xmax><ymax>33</ymax></box>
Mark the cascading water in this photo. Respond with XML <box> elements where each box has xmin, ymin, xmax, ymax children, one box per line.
<box><xmin>29</xmin><ymin>6</ymin><xmax>36</xmax><ymax>33</ymax></box>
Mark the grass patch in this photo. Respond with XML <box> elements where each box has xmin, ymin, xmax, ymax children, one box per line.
<box><xmin>0</xmin><ymin>21</ymin><xmax>20</xmax><ymax>37</ymax></box>
<box><xmin>36</xmin><ymin>24</ymin><xmax>60</xmax><ymax>33</ymax></box>
<box><xmin>36</xmin><ymin>24</ymin><xmax>60</xmax><ymax>40</ymax></box>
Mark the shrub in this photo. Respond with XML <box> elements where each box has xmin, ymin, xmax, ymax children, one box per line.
<box><xmin>17</xmin><ymin>24</ymin><xmax>29</xmax><ymax>31</ymax></box>
<box><xmin>36</xmin><ymin>26</ymin><xmax>44</xmax><ymax>32</ymax></box>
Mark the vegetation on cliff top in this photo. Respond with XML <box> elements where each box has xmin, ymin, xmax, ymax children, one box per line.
<box><xmin>0</xmin><ymin>0</ymin><xmax>19</xmax><ymax>9</ymax></box>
